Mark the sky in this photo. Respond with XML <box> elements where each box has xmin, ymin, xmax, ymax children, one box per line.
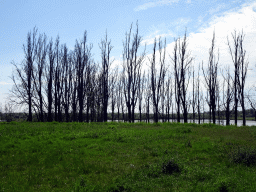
<box><xmin>1</xmin><ymin>0</ymin><xmax>256</xmax><ymax>109</ymax></box>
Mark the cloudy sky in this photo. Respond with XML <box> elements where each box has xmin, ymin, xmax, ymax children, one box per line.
<box><xmin>0</xmin><ymin>0</ymin><xmax>256</xmax><ymax>106</ymax></box>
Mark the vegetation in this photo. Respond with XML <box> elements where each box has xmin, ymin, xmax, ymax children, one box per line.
<box><xmin>1</xmin><ymin>121</ymin><xmax>256</xmax><ymax>191</ymax></box>
<box><xmin>6</xmin><ymin>23</ymin><xmax>255</xmax><ymax>126</ymax></box>
<box><xmin>1</xmin><ymin>109</ymin><xmax>255</xmax><ymax>123</ymax></box>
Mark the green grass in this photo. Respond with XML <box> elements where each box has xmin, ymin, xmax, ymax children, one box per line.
<box><xmin>0</xmin><ymin>121</ymin><xmax>256</xmax><ymax>191</ymax></box>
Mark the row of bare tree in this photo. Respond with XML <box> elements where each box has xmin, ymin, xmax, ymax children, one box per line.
<box><xmin>9</xmin><ymin>23</ymin><xmax>254</xmax><ymax>126</ymax></box>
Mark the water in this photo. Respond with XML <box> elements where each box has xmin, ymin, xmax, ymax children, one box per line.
<box><xmin>108</xmin><ymin>119</ymin><xmax>256</xmax><ymax>127</ymax></box>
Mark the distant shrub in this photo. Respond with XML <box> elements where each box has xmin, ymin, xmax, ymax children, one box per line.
<box><xmin>229</xmin><ymin>146</ymin><xmax>256</xmax><ymax>166</ymax></box>
<box><xmin>176</xmin><ymin>128</ymin><xmax>192</xmax><ymax>134</ymax></box>
<box><xmin>162</xmin><ymin>160</ymin><xmax>181</xmax><ymax>175</ymax></box>
<box><xmin>8</xmin><ymin>121</ymin><xmax>18</xmax><ymax>125</ymax></box>
<box><xmin>51</xmin><ymin>121</ymin><xmax>59</xmax><ymax>124</ymax></box>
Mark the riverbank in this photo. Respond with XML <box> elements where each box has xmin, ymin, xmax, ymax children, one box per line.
<box><xmin>0</xmin><ymin>121</ymin><xmax>256</xmax><ymax>191</ymax></box>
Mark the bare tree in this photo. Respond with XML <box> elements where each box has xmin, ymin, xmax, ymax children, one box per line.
<box><xmin>4</xmin><ymin>102</ymin><xmax>14</xmax><ymax>122</ymax></box>
<box><xmin>237</xmin><ymin>32</ymin><xmax>248</xmax><ymax>126</ymax></box>
<box><xmin>87</xmin><ymin>63</ymin><xmax>97</xmax><ymax>122</ymax></box>
<box><xmin>202</xmin><ymin>31</ymin><xmax>219</xmax><ymax>124</ymax></box>
<box><xmin>165</xmin><ymin>75</ymin><xmax>172</xmax><ymax>122</ymax></box>
<box><xmin>172</xmin><ymin>38</ymin><xmax>181</xmax><ymax>122</ymax></box>
<box><xmin>144</xmin><ymin>70</ymin><xmax>151</xmax><ymax>123</ymax></box>
<box><xmin>0</xmin><ymin>103</ymin><xmax>2</xmax><ymax>121</ymax></box>
<box><xmin>149</xmin><ymin>37</ymin><xmax>167</xmax><ymax>123</ymax></box>
<box><xmin>122</xmin><ymin>22</ymin><xmax>146</xmax><ymax>122</ymax></box>
<box><xmin>53</xmin><ymin>35</ymin><xmax>63</xmax><ymax>121</ymax></box>
<box><xmin>61</xmin><ymin>44</ymin><xmax>73</xmax><ymax>122</ymax></box>
<box><xmin>138</xmin><ymin>71</ymin><xmax>145</xmax><ymax>122</ymax></box>
<box><xmin>45</xmin><ymin>39</ymin><xmax>55</xmax><ymax>122</ymax></box>
<box><xmin>11</xmin><ymin>27</ymin><xmax>38</xmax><ymax>121</ymax></box>
<box><xmin>116</xmin><ymin>75</ymin><xmax>123</xmax><ymax>122</ymax></box>
<box><xmin>222</xmin><ymin>66</ymin><xmax>233</xmax><ymax>125</ymax></box>
<box><xmin>99</xmin><ymin>32</ymin><xmax>113</xmax><ymax>122</ymax></box>
<box><xmin>227</xmin><ymin>30</ymin><xmax>248</xmax><ymax>126</ymax></box>
<box><xmin>33</xmin><ymin>33</ymin><xmax>47</xmax><ymax>121</ymax></box>
<box><xmin>196</xmin><ymin>63</ymin><xmax>202</xmax><ymax>124</ymax></box>
<box><xmin>192</xmin><ymin>65</ymin><xmax>196</xmax><ymax>123</ymax></box>
<box><xmin>74</xmin><ymin>31</ymin><xmax>93</xmax><ymax>122</ymax></box>
<box><xmin>172</xmin><ymin>31</ymin><xmax>192</xmax><ymax>123</ymax></box>
<box><xmin>247</xmin><ymin>89</ymin><xmax>256</xmax><ymax>121</ymax></box>
<box><xmin>110</xmin><ymin>70</ymin><xmax>117</xmax><ymax>121</ymax></box>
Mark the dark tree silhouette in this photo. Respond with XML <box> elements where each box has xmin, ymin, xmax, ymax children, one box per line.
<box><xmin>165</xmin><ymin>75</ymin><xmax>172</xmax><ymax>122</ymax></box>
<box><xmin>53</xmin><ymin>36</ymin><xmax>63</xmax><ymax>122</ymax></box>
<box><xmin>247</xmin><ymin>91</ymin><xmax>256</xmax><ymax>121</ymax></box>
<box><xmin>61</xmin><ymin>44</ymin><xmax>73</xmax><ymax>122</ymax></box>
<box><xmin>138</xmin><ymin>71</ymin><xmax>145</xmax><ymax>122</ymax></box>
<box><xmin>74</xmin><ymin>31</ymin><xmax>93</xmax><ymax>122</ymax></box>
<box><xmin>144</xmin><ymin>70</ymin><xmax>151</xmax><ymax>123</ymax></box>
<box><xmin>196</xmin><ymin>63</ymin><xmax>202</xmax><ymax>124</ymax></box>
<box><xmin>11</xmin><ymin>27</ymin><xmax>38</xmax><ymax>121</ymax></box>
<box><xmin>192</xmin><ymin>65</ymin><xmax>196</xmax><ymax>123</ymax></box>
<box><xmin>237</xmin><ymin>32</ymin><xmax>248</xmax><ymax>126</ymax></box>
<box><xmin>228</xmin><ymin>30</ymin><xmax>248</xmax><ymax>126</ymax></box>
<box><xmin>149</xmin><ymin>37</ymin><xmax>167</xmax><ymax>123</ymax></box>
<box><xmin>222</xmin><ymin>66</ymin><xmax>233</xmax><ymax>125</ymax></box>
<box><xmin>33</xmin><ymin>33</ymin><xmax>47</xmax><ymax>122</ymax></box>
<box><xmin>122</xmin><ymin>22</ymin><xmax>146</xmax><ymax>122</ymax></box>
<box><xmin>46</xmin><ymin>39</ymin><xmax>55</xmax><ymax>122</ymax></box>
<box><xmin>99</xmin><ymin>32</ymin><xmax>113</xmax><ymax>122</ymax></box>
<box><xmin>172</xmin><ymin>31</ymin><xmax>192</xmax><ymax>123</ymax></box>
<box><xmin>110</xmin><ymin>69</ymin><xmax>117</xmax><ymax>121</ymax></box>
<box><xmin>116</xmin><ymin>75</ymin><xmax>123</xmax><ymax>122</ymax></box>
<box><xmin>202</xmin><ymin>31</ymin><xmax>219</xmax><ymax>124</ymax></box>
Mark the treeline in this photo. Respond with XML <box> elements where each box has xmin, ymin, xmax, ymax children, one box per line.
<box><xmin>1</xmin><ymin>109</ymin><xmax>255</xmax><ymax>123</ymax></box>
<box><xmin>9</xmin><ymin>22</ymin><xmax>256</xmax><ymax>126</ymax></box>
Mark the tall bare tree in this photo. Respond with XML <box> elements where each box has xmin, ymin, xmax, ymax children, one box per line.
<box><xmin>237</xmin><ymin>32</ymin><xmax>248</xmax><ymax>126</ymax></box>
<box><xmin>110</xmin><ymin>70</ymin><xmax>117</xmax><ymax>121</ymax></box>
<box><xmin>144</xmin><ymin>70</ymin><xmax>151</xmax><ymax>123</ymax></box>
<box><xmin>165</xmin><ymin>75</ymin><xmax>172</xmax><ymax>122</ymax></box>
<box><xmin>149</xmin><ymin>37</ymin><xmax>167</xmax><ymax>123</ymax></box>
<box><xmin>122</xmin><ymin>22</ymin><xmax>146</xmax><ymax>122</ymax></box>
<box><xmin>116</xmin><ymin>75</ymin><xmax>123</xmax><ymax>122</ymax></box>
<box><xmin>222</xmin><ymin>66</ymin><xmax>233</xmax><ymax>125</ymax></box>
<box><xmin>33</xmin><ymin>33</ymin><xmax>47</xmax><ymax>121</ymax></box>
<box><xmin>61</xmin><ymin>44</ymin><xmax>73</xmax><ymax>122</ymax></box>
<box><xmin>172</xmin><ymin>31</ymin><xmax>192</xmax><ymax>123</ymax></box>
<box><xmin>202</xmin><ymin>31</ymin><xmax>219</xmax><ymax>124</ymax></box>
<box><xmin>196</xmin><ymin>63</ymin><xmax>202</xmax><ymax>124</ymax></box>
<box><xmin>46</xmin><ymin>39</ymin><xmax>55</xmax><ymax>122</ymax></box>
<box><xmin>192</xmin><ymin>65</ymin><xmax>196</xmax><ymax>123</ymax></box>
<box><xmin>99</xmin><ymin>32</ymin><xmax>113</xmax><ymax>122</ymax></box>
<box><xmin>138</xmin><ymin>71</ymin><xmax>145</xmax><ymax>122</ymax></box>
<box><xmin>228</xmin><ymin>30</ymin><xmax>248</xmax><ymax>126</ymax></box>
<box><xmin>74</xmin><ymin>31</ymin><xmax>93</xmax><ymax>122</ymax></box>
<box><xmin>11</xmin><ymin>27</ymin><xmax>38</xmax><ymax>121</ymax></box>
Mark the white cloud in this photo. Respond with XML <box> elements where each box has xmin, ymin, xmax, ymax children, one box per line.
<box><xmin>190</xmin><ymin>1</ymin><xmax>256</xmax><ymax>64</ymax></box>
<box><xmin>140</xmin><ymin>1</ymin><xmax>256</xmax><ymax>96</ymax></box>
<box><xmin>134</xmin><ymin>0</ymin><xmax>179</xmax><ymax>11</ymax></box>
<box><xmin>188</xmin><ymin>1</ymin><xmax>256</xmax><ymax>88</ymax></box>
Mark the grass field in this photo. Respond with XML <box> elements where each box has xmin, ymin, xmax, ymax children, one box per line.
<box><xmin>0</xmin><ymin>121</ymin><xmax>256</xmax><ymax>191</ymax></box>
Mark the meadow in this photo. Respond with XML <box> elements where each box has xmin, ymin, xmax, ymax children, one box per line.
<box><xmin>0</xmin><ymin>121</ymin><xmax>256</xmax><ymax>191</ymax></box>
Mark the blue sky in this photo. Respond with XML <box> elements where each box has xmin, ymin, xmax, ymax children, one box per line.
<box><xmin>1</xmin><ymin>0</ymin><xmax>256</xmax><ymax>106</ymax></box>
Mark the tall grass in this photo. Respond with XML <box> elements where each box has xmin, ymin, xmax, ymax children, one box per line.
<box><xmin>0</xmin><ymin>121</ymin><xmax>256</xmax><ymax>191</ymax></box>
